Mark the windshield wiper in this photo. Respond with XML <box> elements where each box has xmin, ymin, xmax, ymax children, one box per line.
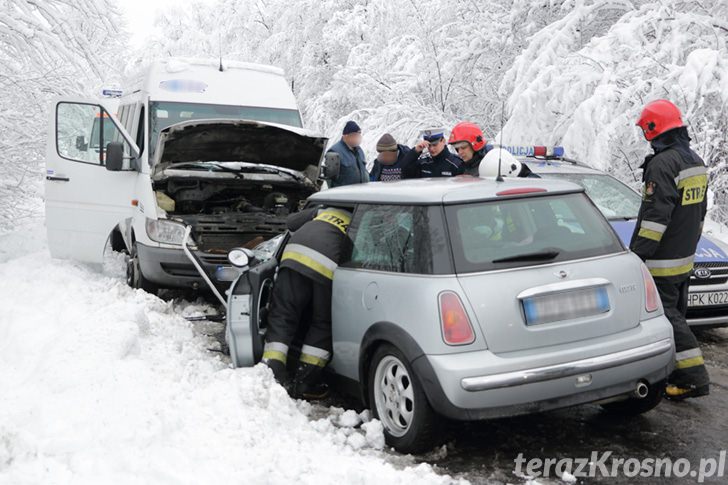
<box><xmin>492</xmin><ymin>250</ymin><xmax>560</xmax><ymax>264</ymax></box>
<box><xmin>168</xmin><ymin>162</ymin><xmax>243</xmax><ymax>178</ymax></box>
<box><xmin>234</xmin><ymin>164</ymin><xmax>301</xmax><ymax>181</ymax></box>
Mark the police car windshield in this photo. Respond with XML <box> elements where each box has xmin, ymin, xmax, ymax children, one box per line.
<box><xmin>540</xmin><ymin>173</ymin><xmax>641</xmax><ymax>220</ymax></box>
<box><xmin>149</xmin><ymin>101</ymin><xmax>303</xmax><ymax>159</ymax></box>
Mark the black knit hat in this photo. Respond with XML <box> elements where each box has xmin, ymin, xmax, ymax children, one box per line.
<box><xmin>343</xmin><ymin>120</ymin><xmax>361</xmax><ymax>135</ymax></box>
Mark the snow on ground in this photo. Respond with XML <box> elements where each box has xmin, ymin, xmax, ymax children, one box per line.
<box><xmin>0</xmin><ymin>222</ymin><xmax>463</xmax><ymax>484</ymax></box>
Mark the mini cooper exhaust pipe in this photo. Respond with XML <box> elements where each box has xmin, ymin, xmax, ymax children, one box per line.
<box><xmin>634</xmin><ymin>381</ymin><xmax>649</xmax><ymax>399</ymax></box>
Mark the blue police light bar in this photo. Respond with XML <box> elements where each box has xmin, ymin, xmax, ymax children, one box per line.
<box><xmin>488</xmin><ymin>145</ymin><xmax>566</xmax><ymax>158</ymax></box>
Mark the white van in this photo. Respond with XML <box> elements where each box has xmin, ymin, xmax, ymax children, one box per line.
<box><xmin>46</xmin><ymin>58</ymin><xmax>328</xmax><ymax>293</ymax></box>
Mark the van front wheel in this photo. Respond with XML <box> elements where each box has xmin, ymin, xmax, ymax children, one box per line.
<box><xmin>126</xmin><ymin>244</ymin><xmax>157</xmax><ymax>295</ymax></box>
<box><xmin>368</xmin><ymin>344</ymin><xmax>440</xmax><ymax>453</ymax></box>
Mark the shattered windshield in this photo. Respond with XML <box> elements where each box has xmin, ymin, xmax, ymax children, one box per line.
<box><xmin>543</xmin><ymin>173</ymin><xmax>641</xmax><ymax>220</ymax></box>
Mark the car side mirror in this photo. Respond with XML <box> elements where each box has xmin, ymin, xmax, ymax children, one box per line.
<box><xmin>105</xmin><ymin>142</ymin><xmax>124</xmax><ymax>171</ymax></box>
<box><xmin>320</xmin><ymin>152</ymin><xmax>341</xmax><ymax>180</ymax></box>
<box><xmin>75</xmin><ymin>135</ymin><xmax>88</xmax><ymax>151</ymax></box>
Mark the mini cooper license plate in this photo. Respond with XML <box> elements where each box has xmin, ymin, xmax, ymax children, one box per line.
<box><xmin>522</xmin><ymin>286</ymin><xmax>610</xmax><ymax>326</ymax></box>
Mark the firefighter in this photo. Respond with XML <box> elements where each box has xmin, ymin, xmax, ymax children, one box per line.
<box><xmin>448</xmin><ymin>121</ymin><xmax>488</xmax><ymax>176</ymax></box>
<box><xmin>402</xmin><ymin>128</ymin><xmax>463</xmax><ymax>178</ymax></box>
<box><xmin>261</xmin><ymin>205</ymin><xmax>352</xmax><ymax>400</ymax></box>
<box><xmin>449</xmin><ymin>121</ymin><xmax>535</xmax><ymax>178</ymax></box>
<box><xmin>630</xmin><ymin>99</ymin><xmax>710</xmax><ymax>400</ymax></box>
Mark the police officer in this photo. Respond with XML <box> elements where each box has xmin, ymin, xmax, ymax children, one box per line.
<box><xmin>402</xmin><ymin>128</ymin><xmax>463</xmax><ymax>178</ymax></box>
<box><xmin>630</xmin><ymin>99</ymin><xmax>710</xmax><ymax>400</ymax></box>
<box><xmin>262</xmin><ymin>205</ymin><xmax>352</xmax><ymax>400</ymax></box>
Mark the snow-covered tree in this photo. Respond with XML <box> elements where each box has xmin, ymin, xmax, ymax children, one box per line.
<box><xmin>0</xmin><ymin>0</ymin><xmax>128</xmax><ymax>232</ymax></box>
<box><xmin>501</xmin><ymin>0</ymin><xmax>728</xmax><ymax>222</ymax></box>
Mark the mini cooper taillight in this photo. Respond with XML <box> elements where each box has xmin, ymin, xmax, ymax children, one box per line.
<box><xmin>438</xmin><ymin>291</ymin><xmax>475</xmax><ymax>345</ymax></box>
<box><xmin>641</xmin><ymin>264</ymin><xmax>660</xmax><ymax>313</ymax></box>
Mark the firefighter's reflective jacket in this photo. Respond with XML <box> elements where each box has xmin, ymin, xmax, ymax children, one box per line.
<box><xmin>279</xmin><ymin>206</ymin><xmax>352</xmax><ymax>285</ymax></box>
<box><xmin>629</xmin><ymin>131</ymin><xmax>708</xmax><ymax>279</ymax></box>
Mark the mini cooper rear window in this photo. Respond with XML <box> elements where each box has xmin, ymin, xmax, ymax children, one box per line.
<box><xmin>446</xmin><ymin>193</ymin><xmax>624</xmax><ymax>273</ymax></box>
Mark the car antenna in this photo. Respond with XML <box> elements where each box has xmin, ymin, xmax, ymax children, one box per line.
<box><xmin>496</xmin><ymin>100</ymin><xmax>506</xmax><ymax>182</ymax></box>
<box><xmin>218</xmin><ymin>33</ymin><xmax>224</xmax><ymax>72</ymax></box>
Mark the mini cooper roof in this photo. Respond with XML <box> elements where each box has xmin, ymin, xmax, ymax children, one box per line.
<box><xmin>310</xmin><ymin>176</ymin><xmax>585</xmax><ymax>205</ymax></box>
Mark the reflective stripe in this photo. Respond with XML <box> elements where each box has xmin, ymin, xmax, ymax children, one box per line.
<box><xmin>281</xmin><ymin>243</ymin><xmax>337</xmax><ymax>280</ymax></box>
<box><xmin>265</xmin><ymin>342</ymin><xmax>289</xmax><ymax>354</ymax></box>
<box><xmin>641</xmin><ymin>220</ymin><xmax>667</xmax><ymax>233</ymax></box>
<box><xmin>677</xmin><ymin>173</ymin><xmax>708</xmax><ymax>190</ymax></box>
<box><xmin>301</xmin><ymin>344</ymin><xmax>331</xmax><ymax>361</ymax></box>
<box><xmin>314</xmin><ymin>208</ymin><xmax>352</xmax><ymax>234</ymax></box>
<box><xmin>674</xmin><ymin>166</ymin><xmax>707</xmax><ymax>186</ymax></box>
<box><xmin>638</xmin><ymin>228</ymin><xmax>663</xmax><ymax>242</ymax></box>
<box><xmin>300</xmin><ymin>345</ymin><xmax>331</xmax><ymax>367</ymax></box>
<box><xmin>675</xmin><ymin>348</ymin><xmax>702</xmax><ymax>361</ymax></box>
<box><xmin>263</xmin><ymin>342</ymin><xmax>289</xmax><ymax>364</ymax></box>
<box><xmin>300</xmin><ymin>353</ymin><xmax>329</xmax><ymax>367</ymax></box>
<box><xmin>645</xmin><ymin>256</ymin><xmax>695</xmax><ymax>277</ymax></box>
<box><xmin>675</xmin><ymin>355</ymin><xmax>705</xmax><ymax>370</ymax></box>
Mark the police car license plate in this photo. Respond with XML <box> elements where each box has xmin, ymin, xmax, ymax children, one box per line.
<box><xmin>688</xmin><ymin>291</ymin><xmax>728</xmax><ymax>307</ymax></box>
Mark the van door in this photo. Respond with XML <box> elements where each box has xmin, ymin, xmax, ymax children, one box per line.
<box><xmin>45</xmin><ymin>98</ymin><xmax>140</xmax><ymax>263</ymax></box>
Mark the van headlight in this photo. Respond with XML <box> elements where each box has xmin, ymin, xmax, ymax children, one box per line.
<box><xmin>146</xmin><ymin>218</ymin><xmax>188</xmax><ymax>245</ymax></box>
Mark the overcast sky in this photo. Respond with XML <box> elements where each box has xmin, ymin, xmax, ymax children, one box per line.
<box><xmin>119</xmin><ymin>0</ymin><xmax>215</xmax><ymax>48</ymax></box>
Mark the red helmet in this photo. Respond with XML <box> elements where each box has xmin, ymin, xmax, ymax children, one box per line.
<box><xmin>636</xmin><ymin>99</ymin><xmax>684</xmax><ymax>141</ymax></box>
<box><xmin>448</xmin><ymin>122</ymin><xmax>486</xmax><ymax>151</ymax></box>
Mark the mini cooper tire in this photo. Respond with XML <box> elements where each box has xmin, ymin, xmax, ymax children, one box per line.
<box><xmin>368</xmin><ymin>344</ymin><xmax>440</xmax><ymax>453</ymax></box>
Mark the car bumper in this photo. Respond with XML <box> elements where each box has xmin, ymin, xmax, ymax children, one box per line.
<box><xmin>687</xmin><ymin>313</ymin><xmax>728</xmax><ymax>327</ymax></box>
<box><xmin>416</xmin><ymin>315</ymin><xmax>674</xmax><ymax>421</ymax></box>
<box><xmin>136</xmin><ymin>242</ymin><xmax>240</xmax><ymax>289</ymax></box>
<box><xmin>687</xmin><ymin>275</ymin><xmax>728</xmax><ymax>327</ymax></box>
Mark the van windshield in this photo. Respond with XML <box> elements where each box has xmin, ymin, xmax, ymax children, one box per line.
<box><xmin>149</xmin><ymin>101</ymin><xmax>303</xmax><ymax>160</ymax></box>
<box><xmin>445</xmin><ymin>192</ymin><xmax>624</xmax><ymax>273</ymax></box>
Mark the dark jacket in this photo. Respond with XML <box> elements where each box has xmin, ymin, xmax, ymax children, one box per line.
<box><xmin>280</xmin><ymin>206</ymin><xmax>353</xmax><ymax>286</ymax></box>
<box><xmin>629</xmin><ymin>127</ymin><xmax>708</xmax><ymax>280</ymax></box>
<box><xmin>327</xmin><ymin>139</ymin><xmax>369</xmax><ymax>188</ymax></box>
<box><xmin>402</xmin><ymin>146</ymin><xmax>463</xmax><ymax>178</ymax></box>
<box><xmin>461</xmin><ymin>150</ymin><xmax>486</xmax><ymax>176</ymax></box>
<box><xmin>369</xmin><ymin>144</ymin><xmax>413</xmax><ymax>181</ymax></box>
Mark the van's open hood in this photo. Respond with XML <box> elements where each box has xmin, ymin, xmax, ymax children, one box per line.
<box><xmin>610</xmin><ymin>220</ymin><xmax>728</xmax><ymax>263</ymax></box>
<box><xmin>152</xmin><ymin>119</ymin><xmax>328</xmax><ymax>177</ymax></box>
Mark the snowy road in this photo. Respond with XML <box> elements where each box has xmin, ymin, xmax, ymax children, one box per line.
<box><xmin>3</xmin><ymin>222</ymin><xmax>728</xmax><ymax>485</ymax></box>
<box><xmin>0</xmin><ymin>222</ymin><xmax>460</xmax><ymax>484</ymax></box>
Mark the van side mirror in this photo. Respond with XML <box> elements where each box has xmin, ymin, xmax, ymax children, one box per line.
<box><xmin>321</xmin><ymin>152</ymin><xmax>341</xmax><ymax>180</ymax></box>
<box><xmin>75</xmin><ymin>135</ymin><xmax>88</xmax><ymax>151</ymax></box>
<box><xmin>105</xmin><ymin>142</ymin><xmax>124</xmax><ymax>171</ymax></box>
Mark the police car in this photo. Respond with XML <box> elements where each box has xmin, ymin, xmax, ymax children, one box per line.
<box><xmin>504</xmin><ymin>145</ymin><xmax>728</xmax><ymax>328</ymax></box>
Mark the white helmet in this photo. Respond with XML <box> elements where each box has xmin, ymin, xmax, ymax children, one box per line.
<box><xmin>478</xmin><ymin>148</ymin><xmax>522</xmax><ymax>178</ymax></box>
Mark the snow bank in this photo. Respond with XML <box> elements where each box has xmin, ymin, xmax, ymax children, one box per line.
<box><xmin>0</xmin><ymin>224</ymin><xmax>462</xmax><ymax>484</ymax></box>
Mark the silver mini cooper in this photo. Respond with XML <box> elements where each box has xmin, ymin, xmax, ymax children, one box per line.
<box><xmin>220</xmin><ymin>177</ymin><xmax>675</xmax><ymax>453</ymax></box>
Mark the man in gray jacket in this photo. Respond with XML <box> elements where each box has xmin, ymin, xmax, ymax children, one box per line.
<box><xmin>326</xmin><ymin>121</ymin><xmax>369</xmax><ymax>187</ymax></box>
